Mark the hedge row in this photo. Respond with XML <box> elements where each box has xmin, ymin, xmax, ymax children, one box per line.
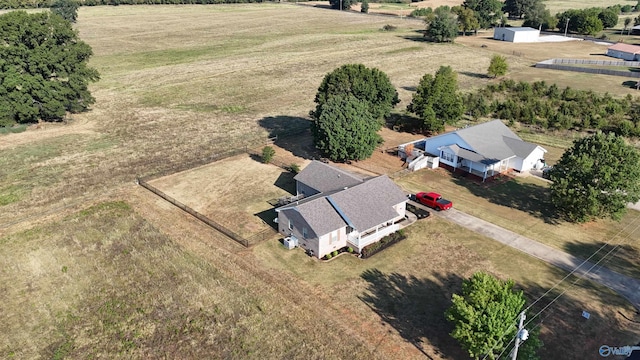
<box><xmin>361</xmin><ymin>229</ymin><xmax>406</xmax><ymax>258</ymax></box>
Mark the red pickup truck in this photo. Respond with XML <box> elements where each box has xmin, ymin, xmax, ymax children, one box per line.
<box><xmin>415</xmin><ymin>192</ymin><xmax>453</xmax><ymax>211</ymax></box>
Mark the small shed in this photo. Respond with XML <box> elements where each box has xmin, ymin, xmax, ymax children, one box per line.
<box><xmin>606</xmin><ymin>43</ymin><xmax>640</xmax><ymax>61</ymax></box>
<box><xmin>493</xmin><ymin>27</ymin><xmax>540</xmax><ymax>43</ymax></box>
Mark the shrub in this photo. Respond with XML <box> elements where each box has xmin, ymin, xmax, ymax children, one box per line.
<box><xmin>382</xmin><ymin>24</ymin><xmax>397</xmax><ymax>31</ymax></box>
<box><xmin>347</xmin><ymin>247</ymin><xmax>354</xmax><ymax>253</ymax></box>
<box><xmin>332</xmin><ymin>250</ymin><xmax>338</xmax><ymax>257</ymax></box>
<box><xmin>361</xmin><ymin>0</ymin><xmax>368</xmax><ymax>13</ymax></box>
<box><xmin>325</xmin><ymin>253</ymin><xmax>332</xmax><ymax>260</ymax></box>
<box><xmin>289</xmin><ymin>163</ymin><xmax>300</xmax><ymax>174</ymax></box>
<box><xmin>409</xmin><ymin>7</ymin><xmax>432</xmax><ymax>17</ymax></box>
<box><xmin>262</xmin><ymin>146</ymin><xmax>275</xmax><ymax>164</ymax></box>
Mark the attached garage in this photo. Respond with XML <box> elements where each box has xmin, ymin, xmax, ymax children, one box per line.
<box><xmin>493</xmin><ymin>27</ymin><xmax>540</xmax><ymax>43</ymax></box>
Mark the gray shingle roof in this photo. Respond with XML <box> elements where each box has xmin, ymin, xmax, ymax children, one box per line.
<box><xmin>329</xmin><ymin>175</ymin><xmax>407</xmax><ymax>232</ymax></box>
<box><xmin>278</xmin><ymin>174</ymin><xmax>406</xmax><ymax>236</ymax></box>
<box><xmin>451</xmin><ymin>120</ymin><xmax>543</xmax><ymax>162</ymax></box>
<box><xmin>292</xmin><ymin>197</ymin><xmax>347</xmax><ymax>237</ymax></box>
<box><xmin>294</xmin><ymin>160</ymin><xmax>363</xmax><ymax>193</ymax></box>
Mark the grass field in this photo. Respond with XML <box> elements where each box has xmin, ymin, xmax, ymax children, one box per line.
<box><xmin>2</xmin><ymin>4</ymin><xmax>640</xmax><ymax>359</ymax></box>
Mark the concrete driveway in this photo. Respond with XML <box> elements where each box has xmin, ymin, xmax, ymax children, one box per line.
<box><xmin>408</xmin><ymin>200</ymin><xmax>640</xmax><ymax>311</ymax></box>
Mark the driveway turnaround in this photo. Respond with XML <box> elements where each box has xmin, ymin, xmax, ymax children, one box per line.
<box><xmin>409</xmin><ymin>201</ymin><xmax>640</xmax><ymax>311</ymax></box>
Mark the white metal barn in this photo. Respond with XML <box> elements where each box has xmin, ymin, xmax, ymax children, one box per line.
<box><xmin>493</xmin><ymin>27</ymin><xmax>540</xmax><ymax>43</ymax></box>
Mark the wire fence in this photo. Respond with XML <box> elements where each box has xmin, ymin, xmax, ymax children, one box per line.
<box><xmin>535</xmin><ymin>58</ymin><xmax>640</xmax><ymax>78</ymax></box>
<box><xmin>137</xmin><ymin>178</ymin><xmax>250</xmax><ymax>247</ymax></box>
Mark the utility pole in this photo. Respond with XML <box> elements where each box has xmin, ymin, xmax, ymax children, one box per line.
<box><xmin>564</xmin><ymin>18</ymin><xmax>570</xmax><ymax>38</ymax></box>
<box><xmin>340</xmin><ymin>0</ymin><xmax>342</xmax><ymax>10</ymax></box>
<box><xmin>511</xmin><ymin>312</ymin><xmax>529</xmax><ymax>360</ymax></box>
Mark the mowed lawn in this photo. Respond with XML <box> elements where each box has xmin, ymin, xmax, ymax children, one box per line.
<box><xmin>254</xmin><ymin>214</ymin><xmax>640</xmax><ymax>360</ymax></box>
<box><xmin>397</xmin><ymin>167</ymin><xmax>640</xmax><ymax>280</ymax></box>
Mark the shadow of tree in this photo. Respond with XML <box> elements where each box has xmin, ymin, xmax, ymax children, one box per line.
<box><xmin>386</xmin><ymin>113</ymin><xmax>424</xmax><ymax>134</ymax></box>
<box><xmin>257</xmin><ymin>115</ymin><xmax>319</xmax><ymax>160</ymax></box>
<box><xmin>359</xmin><ymin>269</ymin><xmax>467</xmax><ymax>359</ymax></box>
<box><xmin>622</xmin><ymin>80</ymin><xmax>640</xmax><ymax>89</ymax></box>
<box><xmin>563</xmin><ymin>241</ymin><xmax>640</xmax><ymax>280</ymax></box>
<box><xmin>401</xmin><ymin>85</ymin><xmax>417</xmax><ymax>92</ymax></box>
<box><xmin>451</xmin><ymin>176</ymin><xmax>560</xmax><ymax>224</ymax></box>
<box><xmin>459</xmin><ymin>71</ymin><xmax>489</xmax><ymax>79</ymax></box>
<box><xmin>518</xmin><ymin>274</ymin><xmax>640</xmax><ymax>360</ymax></box>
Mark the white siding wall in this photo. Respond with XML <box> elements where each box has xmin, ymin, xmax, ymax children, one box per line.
<box><xmin>520</xmin><ymin>147</ymin><xmax>546</xmax><ymax>171</ymax></box>
<box><xmin>513</xmin><ymin>30</ymin><xmax>540</xmax><ymax>43</ymax></box>
<box><xmin>494</xmin><ymin>28</ymin><xmax>515</xmax><ymax>42</ymax></box>
<box><xmin>318</xmin><ymin>228</ymin><xmax>347</xmax><ymax>258</ymax></box>
<box><xmin>393</xmin><ymin>202</ymin><xmax>407</xmax><ymax>219</ymax></box>
<box><xmin>607</xmin><ymin>49</ymin><xmax>636</xmax><ymax>61</ymax></box>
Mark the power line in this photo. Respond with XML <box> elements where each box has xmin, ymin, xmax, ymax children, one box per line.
<box><xmin>481</xmin><ymin>212</ymin><xmax>640</xmax><ymax>360</ymax></box>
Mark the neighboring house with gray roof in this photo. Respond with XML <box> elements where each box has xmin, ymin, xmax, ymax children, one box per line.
<box><xmin>399</xmin><ymin>120</ymin><xmax>547</xmax><ymax>181</ymax></box>
<box><xmin>276</xmin><ymin>163</ymin><xmax>407</xmax><ymax>259</ymax></box>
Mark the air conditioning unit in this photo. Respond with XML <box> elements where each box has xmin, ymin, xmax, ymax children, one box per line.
<box><xmin>283</xmin><ymin>236</ymin><xmax>298</xmax><ymax>250</ymax></box>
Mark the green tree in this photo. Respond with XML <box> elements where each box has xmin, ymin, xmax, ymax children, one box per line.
<box><xmin>453</xmin><ymin>6</ymin><xmax>480</xmax><ymax>35</ymax></box>
<box><xmin>311</xmin><ymin>64</ymin><xmax>399</xmax><ymax>124</ymax></box>
<box><xmin>407</xmin><ymin>66</ymin><xmax>464</xmax><ymax>133</ymax></box>
<box><xmin>329</xmin><ymin>0</ymin><xmax>355</xmax><ymax>10</ymax></box>
<box><xmin>50</xmin><ymin>0</ymin><xmax>79</xmax><ymax>23</ymax></box>
<box><xmin>0</xmin><ymin>11</ymin><xmax>99</xmax><ymax>126</ymax></box>
<box><xmin>624</xmin><ymin>17</ymin><xmax>632</xmax><ymax>34</ymax></box>
<box><xmin>463</xmin><ymin>0</ymin><xmax>503</xmax><ymax>28</ymax></box>
<box><xmin>360</xmin><ymin>0</ymin><xmax>369</xmax><ymax>13</ymax></box>
<box><xmin>488</xmin><ymin>54</ymin><xmax>508</xmax><ymax>78</ymax></box>
<box><xmin>503</xmin><ymin>0</ymin><xmax>539</xmax><ymax>19</ymax></box>
<box><xmin>446</xmin><ymin>272</ymin><xmax>526</xmax><ymax>360</ymax></box>
<box><xmin>523</xmin><ymin>2</ymin><xmax>557</xmax><ymax>30</ymax></box>
<box><xmin>311</xmin><ymin>95</ymin><xmax>382</xmax><ymax>161</ymax></box>
<box><xmin>426</xmin><ymin>6</ymin><xmax>459</xmax><ymax>42</ymax></box>
<box><xmin>598</xmin><ymin>8</ymin><xmax>619</xmax><ymax>28</ymax></box>
<box><xmin>262</xmin><ymin>146</ymin><xmax>275</xmax><ymax>164</ymax></box>
<box><xmin>550</xmin><ymin>132</ymin><xmax>640</xmax><ymax>222</ymax></box>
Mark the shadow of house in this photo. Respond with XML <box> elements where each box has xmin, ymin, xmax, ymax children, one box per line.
<box><xmin>451</xmin><ymin>176</ymin><xmax>559</xmax><ymax>224</ymax></box>
<box><xmin>358</xmin><ymin>269</ymin><xmax>468</xmax><ymax>359</ymax></box>
<box><xmin>273</xmin><ymin>171</ymin><xmax>296</xmax><ymax>194</ymax></box>
<box><xmin>254</xmin><ymin>208</ymin><xmax>278</xmax><ymax>230</ymax></box>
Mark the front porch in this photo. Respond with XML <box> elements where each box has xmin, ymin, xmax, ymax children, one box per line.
<box><xmin>347</xmin><ymin>223</ymin><xmax>400</xmax><ymax>252</ymax></box>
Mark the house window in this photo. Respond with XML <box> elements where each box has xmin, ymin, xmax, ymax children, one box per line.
<box><xmin>441</xmin><ymin>151</ymin><xmax>454</xmax><ymax>162</ymax></box>
<box><xmin>302</xmin><ymin>227</ymin><xmax>308</xmax><ymax>238</ymax></box>
<box><xmin>288</xmin><ymin>220</ymin><xmax>293</xmax><ymax>231</ymax></box>
<box><xmin>330</xmin><ymin>231</ymin><xmax>338</xmax><ymax>244</ymax></box>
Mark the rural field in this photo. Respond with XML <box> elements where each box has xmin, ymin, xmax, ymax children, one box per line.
<box><xmin>1</xmin><ymin>3</ymin><xmax>640</xmax><ymax>359</ymax></box>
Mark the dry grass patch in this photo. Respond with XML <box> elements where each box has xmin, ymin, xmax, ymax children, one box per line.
<box><xmin>149</xmin><ymin>154</ymin><xmax>294</xmax><ymax>237</ymax></box>
<box><xmin>0</xmin><ymin>201</ymin><xmax>376</xmax><ymax>359</ymax></box>
<box><xmin>253</xmin><ymin>216</ymin><xmax>640</xmax><ymax>359</ymax></box>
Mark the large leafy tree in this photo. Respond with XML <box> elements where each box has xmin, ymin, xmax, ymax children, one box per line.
<box><xmin>503</xmin><ymin>0</ymin><xmax>539</xmax><ymax>19</ymax></box>
<box><xmin>463</xmin><ymin>0</ymin><xmax>503</xmax><ymax>28</ymax></box>
<box><xmin>0</xmin><ymin>11</ymin><xmax>99</xmax><ymax>126</ymax></box>
<box><xmin>407</xmin><ymin>66</ymin><xmax>463</xmax><ymax>133</ymax></box>
<box><xmin>311</xmin><ymin>64</ymin><xmax>399</xmax><ymax>124</ymax></box>
<box><xmin>51</xmin><ymin>0</ymin><xmax>79</xmax><ymax>23</ymax></box>
<box><xmin>550</xmin><ymin>132</ymin><xmax>640</xmax><ymax>223</ymax></box>
<box><xmin>523</xmin><ymin>2</ymin><xmax>558</xmax><ymax>30</ymax></box>
<box><xmin>453</xmin><ymin>6</ymin><xmax>480</xmax><ymax>35</ymax></box>
<box><xmin>446</xmin><ymin>272</ymin><xmax>527</xmax><ymax>360</ymax></box>
<box><xmin>598</xmin><ymin>8</ymin><xmax>620</xmax><ymax>29</ymax></box>
<box><xmin>311</xmin><ymin>95</ymin><xmax>382</xmax><ymax>161</ymax></box>
<box><xmin>426</xmin><ymin>6</ymin><xmax>459</xmax><ymax>42</ymax></box>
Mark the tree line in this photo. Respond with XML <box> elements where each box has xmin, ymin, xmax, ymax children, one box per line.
<box><xmin>0</xmin><ymin>0</ymin><xmax>261</xmax><ymax>9</ymax></box>
<box><xmin>464</xmin><ymin>79</ymin><xmax>640</xmax><ymax>137</ymax></box>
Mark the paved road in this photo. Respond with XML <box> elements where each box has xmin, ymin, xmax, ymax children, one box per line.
<box><xmin>409</xmin><ymin>200</ymin><xmax>640</xmax><ymax>311</ymax></box>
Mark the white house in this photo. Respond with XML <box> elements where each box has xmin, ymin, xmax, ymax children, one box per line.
<box><xmin>275</xmin><ymin>161</ymin><xmax>407</xmax><ymax>259</ymax></box>
<box><xmin>398</xmin><ymin>120</ymin><xmax>547</xmax><ymax>181</ymax></box>
<box><xmin>493</xmin><ymin>27</ymin><xmax>540</xmax><ymax>43</ymax></box>
<box><xmin>606</xmin><ymin>43</ymin><xmax>640</xmax><ymax>61</ymax></box>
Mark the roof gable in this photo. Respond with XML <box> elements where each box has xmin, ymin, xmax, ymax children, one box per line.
<box><xmin>294</xmin><ymin>160</ymin><xmax>363</xmax><ymax>193</ymax></box>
